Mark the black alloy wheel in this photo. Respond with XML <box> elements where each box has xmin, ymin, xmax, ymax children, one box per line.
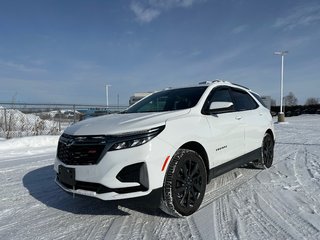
<box><xmin>262</xmin><ymin>133</ymin><xmax>274</xmax><ymax>168</ymax></box>
<box><xmin>160</xmin><ymin>149</ymin><xmax>207</xmax><ymax>217</ymax></box>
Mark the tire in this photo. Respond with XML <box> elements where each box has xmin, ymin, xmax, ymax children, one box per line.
<box><xmin>253</xmin><ymin>133</ymin><xmax>274</xmax><ymax>169</ymax></box>
<box><xmin>160</xmin><ymin>149</ymin><xmax>207</xmax><ymax>217</ymax></box>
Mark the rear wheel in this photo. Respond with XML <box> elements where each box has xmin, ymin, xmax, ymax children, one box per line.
<box><xmin>160</xmin><ymin>149</ymin><xmax>207</xmax><ymax>217</ymax></box>
<box><xmin>253</xmin><ymin>133</ymin><xmax>274</xmax><ymax>169</ymax></box>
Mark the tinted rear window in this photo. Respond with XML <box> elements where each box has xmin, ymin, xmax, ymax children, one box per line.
<box><xmin>231</xmin><ymin>88</ymin><xmax>258</xmax><ymax>111</ymax></box>
<box><xmin>251</xmin><ymin>92</ymin><xmax>267</xmax><ymax>108</ymax></box>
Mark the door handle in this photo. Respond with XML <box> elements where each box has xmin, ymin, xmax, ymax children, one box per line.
<box><xmin>235</xmin><ymin>116</ymin><xmax>242</xmax><ymax>120</ymax></box>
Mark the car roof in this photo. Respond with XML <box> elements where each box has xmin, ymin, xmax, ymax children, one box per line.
<box><xmin>159</xmin><ymin>79</ymin><xmax>251</xmax><ymax>92</ymax></box>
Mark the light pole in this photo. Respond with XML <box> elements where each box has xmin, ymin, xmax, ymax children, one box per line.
<box><xmin>105</xmin><ymin>84</ymin><xmax>111</xmax><ymax>108</ymax></box>
<box><xmin>274</xmin><ymin>50</ymin><xmax>288</xmax><ymax>122</ymax></box>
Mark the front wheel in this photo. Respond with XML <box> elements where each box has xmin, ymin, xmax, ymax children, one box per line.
<box><xmin>253</xmin><ymin>133</ymin><xmax>274</xmax><ymax>169</ymax></box>
<box><xmin>160</xmin><ymin>149</ymin><xmax>207</xmax><ymax>217</ymax></box>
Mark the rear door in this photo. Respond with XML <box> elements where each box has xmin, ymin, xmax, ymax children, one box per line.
<box><xmin>229</xmin><ymin>87</ymin><xmax>263</xmax><ymax>153</ymax></box>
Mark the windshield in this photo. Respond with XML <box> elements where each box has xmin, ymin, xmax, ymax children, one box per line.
<box><xmin>125</xmin><ymin>86</ymin><xmax>207</xmax><ymax>113</ymax></box>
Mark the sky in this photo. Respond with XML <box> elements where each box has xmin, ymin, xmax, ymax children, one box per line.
<box><xmin>0</xmin><ymin>0</ymin><xmax>319</xmax><ymax>105</ymax></box>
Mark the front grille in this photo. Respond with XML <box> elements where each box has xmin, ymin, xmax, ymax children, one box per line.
<box><xmin>57</xmin><ymin>134</ymin><xmax>107</xmax><ymax>165</ymax></box>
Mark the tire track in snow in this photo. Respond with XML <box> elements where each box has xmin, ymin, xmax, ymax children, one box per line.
<box><xmin>113</xmin><ymin>214</ymin><xmax>147</xmax><ymax>240</ymax></box>
<box><xmin>0</xmin><ymin>152</ymin><xmax>54</xmax><ymax>162</ymax></box>
<box><xmin>272</xmin><ymin>143</ymin><xmax>320</xmax><ymax>219</ymax></box>
<box><xmin>230</xmin><ymin>187</ymin><xmax>293</xmax><ymax>240</ymax></box>
<box><xmin>200</xmin><ymin>168</ymin><xmax>262</xmax><ymax>210</ymax></box>
<box><xmin>254</xmin><ymin>151</ymin><xmax>320</xmax><ymax>240</ymax></box>
<box><xmin>214</xmin><ymin>195</ymin><xmax>238</xmax><ymax>240</ymax></box>
<box><xmin>256</xmin><ymin>185</ymin><xmax>319</xmax><ymax>238</ymax></box>
<box><xmin>305</xmin><ymin>150</ymin><xmax>320</xmax><ymax>186</ymax></box>
<box><xmin>0</xmin><ymin>158</ymin><xmax>54</xmax><ymax>173</ymax></box>
<box><xmin>105</xmin><ymin>206</ymin><xmax>201</xmax><ymax>240</ymax></box>
<box><xmin>186</xmin><ymin>217</ymin><xmax>202</xmax><ymax>240</ymax></box>
<box><xmin>194</xmin><ymin>142</ymin><xmax>317</xmax><ymax>240</ymax></box>
<box><xmin>290</xmin><ymin>146</ymin><xmax>320</xmax><ymax>231</ymax></box>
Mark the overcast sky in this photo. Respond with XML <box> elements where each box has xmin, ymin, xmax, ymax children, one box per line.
<box><xmin>0</xmin><ymin>0</ymin><xmax>319</xmax><ymax>105</ymax></box>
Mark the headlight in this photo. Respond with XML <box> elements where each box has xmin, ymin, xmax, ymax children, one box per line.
<box><xmin>109</xmin><ymin>125</ymin><xmax>165</xmax><ymax>151</ymax></box>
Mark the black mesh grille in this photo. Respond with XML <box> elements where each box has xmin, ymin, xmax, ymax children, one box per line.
<box><xmin>57</xmin><ymin>134</ymin><xmax>107</xmax><ymax>165</ymax></box>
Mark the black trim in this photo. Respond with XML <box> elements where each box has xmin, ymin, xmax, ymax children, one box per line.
<box><xmin>57</xmin><ymin>177</ymin><xmax>148</xmax><ymax>194</ymax></box>
<box><xmin>208</xmin><ymin>147</ymin><xmax>261</xmax><ymax>181</ymax></box>
<box><xmin>116</xmin><ymin>163</ymin><xmax>144</xmax><ymax>183</ymax></box>
<box><xmin>57</xmin><ymin>177</ymin><xmax>161</xmax><ymax>208</ymax></box>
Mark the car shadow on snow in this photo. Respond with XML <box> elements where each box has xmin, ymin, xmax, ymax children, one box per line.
<box><xmin>22</xmin><ymin>165</ymin><xmax>170</xmax><ymax>218</ymax></box>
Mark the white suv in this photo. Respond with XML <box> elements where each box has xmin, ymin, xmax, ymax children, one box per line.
<box><xmin>54</xmin><ymin>80</ymin><xmax>274</xmax><ymax>216</ymax></box>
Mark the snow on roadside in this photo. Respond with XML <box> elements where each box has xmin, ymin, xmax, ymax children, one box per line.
<box><xmin>0</xmin><ymin>135</ymin><xmax>59</xmax><ymax>151</ymax></box>
<box><xmin>0</xmin><ymin>135</ymin><xmax>60</xmax><ymax>157</ymax></box>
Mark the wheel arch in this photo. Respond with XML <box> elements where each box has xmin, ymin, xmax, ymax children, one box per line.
<box><xmin>266</xmin><ymin>129</ymin><xmax>275</xmax><ymax>142</ymax></box>
<box><xmin>179</xmin><ymin>141</ymin><xmax>210</xmax><ymax>181</ymax></box>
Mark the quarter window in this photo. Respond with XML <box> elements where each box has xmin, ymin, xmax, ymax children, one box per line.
<box><xmin>231</xmin><ymin>88</ymin><xmax>258</xmax><ymax>111</ymax></box>
<box><xmin>251</xmin><ymin>92</ymin><xmax>267</xmax><ymax>108</ymax></box>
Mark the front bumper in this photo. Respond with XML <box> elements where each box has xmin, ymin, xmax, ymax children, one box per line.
<box><xmin>54</xmin><ymin>137</ymin><xmax>175</xmax><ymax>200</ymax></box>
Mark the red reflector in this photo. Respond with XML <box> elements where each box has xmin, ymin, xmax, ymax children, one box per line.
<box><xmin>88</xmin><ymin>150</ymin><xmax>97</xmax><ymax>154</ymax></box>
<box><xmin>161</xmin><ymin>156</ymin><xmax>170</xmax><ymax>172</ymax></box>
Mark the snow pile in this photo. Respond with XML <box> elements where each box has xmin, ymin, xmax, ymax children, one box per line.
<box><xmin>0</xmin><ymin>135</ymin><xmax>60</xmax><ymax>157</ymax></box>
<box><xmin>0</xmin><ymin>108</ymin><xmax>59</xmax><ymax>138</ymax></box>
<box><xmin>0</xmin><ymin>135</ymin><xmax>59</xmax><ymax>152</ymax></box>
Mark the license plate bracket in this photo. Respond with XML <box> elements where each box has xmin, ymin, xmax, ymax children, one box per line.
<box><xmin>58</xmin><ymin>165</ymin><xmax>76</xmax><ymax>186</ymax></box>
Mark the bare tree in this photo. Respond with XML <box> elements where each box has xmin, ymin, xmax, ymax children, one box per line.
<box><xmin>284</xmin><ymin>92</ymin><xmax>298</xmax><ymax>106</ymax></box>
<box><xmin>305</xmin><ymin>97</ymin><xmax>319</xmax><ymax>106</ymax></box>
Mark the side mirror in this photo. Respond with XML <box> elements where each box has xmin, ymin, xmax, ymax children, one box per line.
<box><xmin>209</xmin><ymin>101</ymin><xmax>234</xmax><ymax>113</ymax></box>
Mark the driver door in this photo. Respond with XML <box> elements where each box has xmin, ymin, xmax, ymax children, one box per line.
<box><xmin>204</xmin><ymin>87</ymin><xmax>245</xmax><ymax>167</ymax></box>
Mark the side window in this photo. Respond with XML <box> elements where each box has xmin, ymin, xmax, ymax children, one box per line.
<box><xmin>209</xmin><ymin>88</ymin><xmax>233</xmax><ymax>103</ymax></box>
<box><xmin>251</xmin><ymin>92</ymin><xmax>267</xmax><ymax>108</ymax></box>
<box><xmin>231</xmin><ymin>88</ymin><xmax>258</xmax><ymax>111</ymax></box>
<box><xmin>202</xmin><ymin>88</ymin><xmax>234</xmax><ymax>114</ymax></box>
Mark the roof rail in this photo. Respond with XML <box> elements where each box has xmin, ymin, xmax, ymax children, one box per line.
<box><xmin>198</xmin><ymin>79</ymin><xmax>230</xmax><ymax>85</ymax></box>
<box><xmin>231</xmin><ymin>83</ymin><xmax>250</xmax><ymax>90</ymax></box>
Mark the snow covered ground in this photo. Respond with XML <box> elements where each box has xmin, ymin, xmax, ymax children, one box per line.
<box><xmin>1</xmin><ymin>115</ymin><xmax>320</xmax><ymax>240</ymax></box>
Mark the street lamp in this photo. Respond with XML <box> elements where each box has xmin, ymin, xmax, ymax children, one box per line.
<box><xmin>274</xmin><ymin>50</ymin><xmax>288</xmax><ymax>122</ymax></box>
<box><xmin>105</xmin><ymin>84</ymin><xmax>111</xmax><ymax>107</ymax></box>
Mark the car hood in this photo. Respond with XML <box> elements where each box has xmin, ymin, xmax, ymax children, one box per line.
<box><xmin>64</xmin><ymin>110</ymin><xmax>190</xmax><ymax>136</ymax></box>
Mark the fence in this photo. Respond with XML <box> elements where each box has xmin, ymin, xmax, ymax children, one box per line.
<box><xmin>0</xmin><ymin>102</ymin><xmax>128</xmax><ymax>139</ymax></box>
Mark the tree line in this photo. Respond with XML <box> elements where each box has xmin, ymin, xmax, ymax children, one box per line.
<box><xmin>286</xmin><ymin>92</ymin><xmax>319</xmax><ymax>106</ymax></box>
<box><xmin>270</xmin><ymin>92</ymin><xmax>320</xmax><ymax>116</ymax></box>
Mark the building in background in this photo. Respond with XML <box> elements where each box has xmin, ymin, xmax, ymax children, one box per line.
<box><xmin>261</xmin><ymin>96</ymin><xmax>271</xmax><ymax>110</ymax></box>
<box><xmin>129</xmin><ymin>92</ymin><xmax>152</xmax><ymax>105</ymax></box>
